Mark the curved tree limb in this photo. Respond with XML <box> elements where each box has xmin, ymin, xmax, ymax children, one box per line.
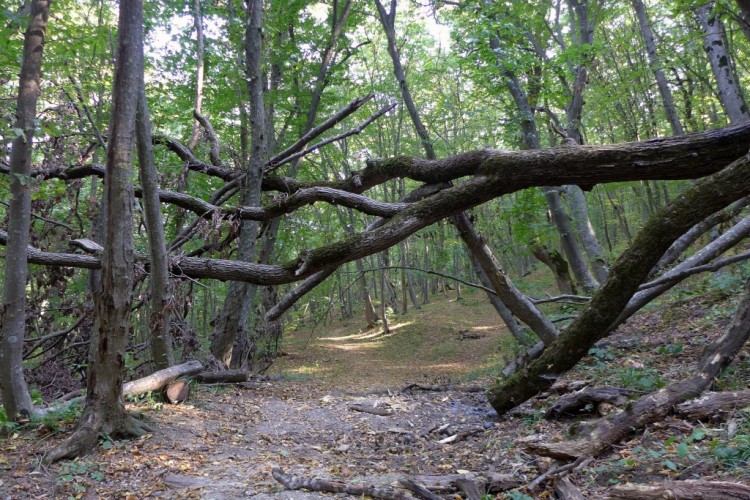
<box><xmin>487</xmin><ymin>153</ymin><xmax>750</xmax><ymax>415</ymax></box>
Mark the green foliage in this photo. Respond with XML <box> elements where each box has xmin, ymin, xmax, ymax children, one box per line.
<box><xmin>505</xmin><ymin>492</ymin><xmax>534</xmax><ymax>500</ymax></box>
<box><xmin>0</xmin><ymin>407</ymin><xmax>19</xmax><ymax>435</ymax></box>
<box><xmin>617</xmin><ymin>366</ymin><xmax>665</xmax><ymax>391</ymax></box>
<box><xmin>656</xmin><ymin>343</ymin><xmax>684</xmax><ymax>356</ymax></box>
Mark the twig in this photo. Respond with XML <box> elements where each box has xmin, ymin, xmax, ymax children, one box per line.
<box><xmin>528</xmin><ymin>456</ymin><xmax>592</xmax><ymax>491</ymax></box>
<box><xmin>640</xmin><ymin>250</ymin><xmax>750</xmax><ymax>290</ymax></box>
<box><xmin>268</xmin><ymin>94</ymin><xmax>375</xmax><ymax>169</ymax></box>
<box><xmin>350</xmin><ymin>265</ymin><xmax>497</xmax><ymax>296</ymax></box>
<box><xmin>0</xmin><ymin>200</ymin><xmax>76</xmax><ymax>231</ymax></box>
<box><xmin>268</xmin><ymin>102</ymin><xmax>397</xmax><ymax>172</ymax></box>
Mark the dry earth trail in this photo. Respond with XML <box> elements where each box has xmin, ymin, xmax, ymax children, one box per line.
<box><xmin>2</xmin><ymin>288</ymin><xmax>749</xmax><ymax>498</ymax></box>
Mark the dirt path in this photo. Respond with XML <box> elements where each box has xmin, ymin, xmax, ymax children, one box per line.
<box><xmin>3</xmin><ymin>289</ymin><xmax>749</xmax><ymax>498</ymax></box>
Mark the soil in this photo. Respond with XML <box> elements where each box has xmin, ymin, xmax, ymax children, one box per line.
<box><xmin>1</xmin><ymin>287</ymin><xmax>749</xmax><ymax>498</ymax></box>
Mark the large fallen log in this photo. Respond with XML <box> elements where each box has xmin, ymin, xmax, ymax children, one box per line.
<box><xmin>676</xmin><ymin>389</ymin><xmax>750</xmax><ymax>420</ymax></box>
<box><xmin>522</xmin><ymin>273</ymin><xmax>750</xmax><ymax>460</ymax></box>
<box><xmin>36</xmin><ymin>360</ymin><xmax>203</xmax><ymax>416</ymax></box>
<box><xmin>606</xmin><ymin>480</ymin><xmax>750</xmax><ymax>499</ymax></box>
<box><xmin>123</xmin><ymin>360</ymin><xmax>203</xmax><ymax>396</ymax></box>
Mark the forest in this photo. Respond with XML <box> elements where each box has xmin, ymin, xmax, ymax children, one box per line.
<box><xmin>2</xmin><ymin>0</ymin><xmax>750</xmax><ymax>497</ymax></box>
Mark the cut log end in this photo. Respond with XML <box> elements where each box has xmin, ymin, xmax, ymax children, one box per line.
<box><xmin>163</xmin><ymin>380</ymin><xmax>190</xmax><ymax>404</ymax></box>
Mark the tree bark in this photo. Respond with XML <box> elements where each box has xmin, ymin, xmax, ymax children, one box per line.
<box><xmin>530</xmin><ymin>243</ymin><xmax>576</xmax><ymax>295</ymax></box>
<box><xmin>188</xmin><ymin>0</ymin><xmax>205</xmax><ymax>150</ymax></box>
<box><xmin>0</xmin><ymin>0</ymin><xmax>49</xmax><ymax>421</ymax></box>
<box><xmin>487</xmin><ymin>153</ymin><xmax>750</xmax><ymax>416</ymax></box>
<box><xmin>454</xmin><ymin>214</ymin><xmax>559</xmax><ymax>345</ymax></box>
<box><xmin>210</xmin><ymin>0</ymin><xmax>266</xmax><ymax>366</ymax></box>
<box><xmin>607</xmin><ymin>481</ymin><xmax>750</xmax><ymax>500</ymax></box>
<box><xmin>45</xmin><ymin>0</ymin><xmax>151</xmax><ymax>464</ymax></box>
<box><xmin>695</xmin><ymin>2</ymin><xmax>750</xmax><ymax>124</ymax></box>
<box><xmin>564</xmin><ymin>185</ymin><xmax>609</xmax><ymax>284</ymax></box>
<box><xmin>631</xmin><ymin>0</ymin><xmax>685</xmax><ymax>136</ymax></box>
<box><xmin>676</xmin><ymin>390</ymin><xmax>750</xmax><ymax>420</ymax></box>
<box><xmin>136</xmin><ymin>72</ymin><xmax>173</xmax><ymax>370</ymax></box>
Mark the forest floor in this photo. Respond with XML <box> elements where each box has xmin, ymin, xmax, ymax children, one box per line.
<box><xmin>2</xmin><ymin>278</ymin><xmax>750</xmax><ymax>499</ymax></box>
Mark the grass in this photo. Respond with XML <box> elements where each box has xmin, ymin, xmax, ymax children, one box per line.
<box><xmin>270</xmin><ymin>287</ymin><xmax>518</xmax><ymax>389</ymax></box>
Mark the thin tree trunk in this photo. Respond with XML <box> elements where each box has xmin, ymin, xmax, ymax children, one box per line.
<box><xmin>564</xmin><ymin>185</ymin><xmax>609</xmax><ymax>284</ymax></box>
<box><xmin>607</xmin><ymin>190</ymin><xmax>633</xmax><ymax>243</ymax></box>
<box><xmin>454</xmin><ymin>214</ymin><xmax>559</xmax><ymax>345</ymax></box>
<box><xmin>209</xmin><ymin>0</ymin><xmax>266</xmax><ymax>366</ymax></box>
<box><xmin>631</xmin><ymin>0</ymin><xmax>685</xmax><ymax>136</ymax></box>
<box><xmin>695</xmin><ymin>2</ymin><xmax>750</xmax><ymax>124</ymax></box>
<box><xmin>136</xmin><ymin>75</ymin><xmax>173</xmax><ymax>370</ymax></box>
<box><xmin>0</xmin><ymin>0</ymin><xmax>49</xmax><ymax>421</ymax></box>
<box><xmin>188</xmin><ymin>0</ymin><xmax>205</xmax><ymax>150</ymax></box>
<box><xmin>379</xmin><ymin>252</ymin><xmax>390</xmax><ymax>334</ymax></box>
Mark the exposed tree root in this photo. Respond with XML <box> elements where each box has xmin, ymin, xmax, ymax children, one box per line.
<box><xmin>43</xmin><ymin>410</ymin><xmax>152</xmax><ymax>464</ymax></box>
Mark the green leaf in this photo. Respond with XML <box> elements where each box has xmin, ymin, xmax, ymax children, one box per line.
<box><xmin>663</xmin><ymin>459</ymin><xmax>678</xmax><ymax>471</ymax></box>
<box><xmin>691</xmin><ymin>428</ymin><xmax>707</xmax><ymax>441</ymax></box>
<box><xmin>677</xmin><ymin>442</ymin><xmax>689</xmax><ymax>458</ymax></box>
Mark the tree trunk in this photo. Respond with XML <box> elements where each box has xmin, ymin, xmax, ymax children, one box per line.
<box><xmin>467</xmin><ymin>253</ymin><xmax>527</xmax><ymax>344</ymax></box>
<box><xmin>453</xmin><ymin>213</ymin><xmax>559</xmax><ymax>345</ymax></box>
<box><xmin>564</xmin><ymin>185</ymin><xmax>609</xmax><ymax>284</ymax></box>
<box><xmin>631</xmin><ymin>0</ymin><xmax>685</xmax><ymax>135</ymax></box>
<box><xmin>649</xmin><ymin>197</ymin><xmax>748</xmax><ymax>277</ymax></box>
<box><xmin>136</xmin><ymin>73</ymin><xmax>173</xmax><ymax>370</ymax></box>
<box><xmin>45</xmin><ymin>0</ymin><xmax>151</xmax><ymax>463</ymax></box>
<box><xmin>210</xmin><ymin>0</ymin><xmax>266</xmax><ymax>366</ymax></box>
<box><xmin>695</xmin><ymin>2</ymin><xmax>750</xmax><ymax>124</ymax></box>
<box><xmin>379</xmin><ymin>251</ymin><xmax>390</xmax><ymax>334</ymax></box>
<box><xmin>530</xmin><ymin>243</ymin><xmax>577</xmax><ymax>295</ymax></box>
<box><xmin>487</xmin><ymin>153</ymin><xmax>750</xmax><ymax>416</ymax></box>
<box><xmin>188</xmin><ymin>0</ymin><xmax>205</xmax><ymax>150</ymax></box>
<box><xmin>0</xmin><ymin>0</ymin><xmax>49</xmax><ymax>421</ymax></box>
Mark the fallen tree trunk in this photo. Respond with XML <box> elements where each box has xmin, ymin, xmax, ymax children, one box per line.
<box><xmin>675</xmin><ymin>389</ymin><xmax>750</xmax><ymax>420</ymax></box>
<box><xmin>606</xmin><ymin>480</ymin><xmax>750</xmax><ymax>499</ymax></box>
<box><xmin>488</xmin><ymin>154</ymin><xmax>750</xmax><ymax>416</ymax></box>
<box><xmin>194</xmin><ymin>369</ymin><xmax>248</xmax><ymax>384</ymax></box>
<box><xmin>271</xmin><ymin>468</ymin><xmax>412</xmax><ymax>500</ymax></box>
<box><xmin>555</xmin><ymin>477</ymin><xmax>587</xmax><ymax>500</ymax></box>
<box><xmin>401</xmin><ymin>383</ymin><xmax>484</xmax><ymax>393</ymax></box>
<box><xmin>122</xmin><ymin>360</ymin><xmax>203</xmax><ymax>396</ymax></box>
<box><xmin>522</xmin><ymin>272</ymin><xmax>750</xmax><ymax>460</ymax></box>
<box><xmin>545</xmin><ymin>387</ymin><xmax>636</xmax><ymax>419</ymax></box>
<box><xmin>37</xmin><ymin>360</ymin><xmax>203</xmax><ymax>416</ymax></box>
<box><xmin>413</xmin><ymin>472</ymin><xmax>521</xmax><ymax>493</ymax></box>
<box><xmin>349</xmin><ymin>403</ymin><xmax>393</xmax><ymax>416</ymax></box>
